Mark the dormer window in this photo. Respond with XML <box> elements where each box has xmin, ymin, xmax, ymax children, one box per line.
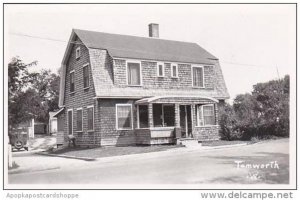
<box><xmin>192</xmin><ymin>66</ymin><xmax>204</xmax><ymax>88</ymax></box>
<box><xmin>75</xmin><ymin>47</ymin><xmax>81</xmax><ymax>59</ymax></box>
<box><xmin>157</xmin><ymin>62</ymin><xmax>164</xmax><ymax>77</ymax></box>
<box><xmin>127</xmin><ymin>61</ymin><xmax>142</xmax><ymax>86</ymax></box>
<box><xmin>171</xmin><ymin>63</ymin><xmax>178</xmax><ymax>78</ymax></box>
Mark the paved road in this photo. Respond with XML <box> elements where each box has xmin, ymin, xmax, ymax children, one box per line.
<box><xmin>8</xmin><ymin>139</ymin><xmax>289</xmax><ymax>187</ymax></box>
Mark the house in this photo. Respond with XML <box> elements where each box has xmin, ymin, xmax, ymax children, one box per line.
<box><xmin>49</xmin><ymin>111</ymin><xmax>58</xmax><ymax>135</ymax></box>
<box><xmin>54</xmin><ymin>23</ymin><xmax>229</xmax><ymax>147</ymax></box>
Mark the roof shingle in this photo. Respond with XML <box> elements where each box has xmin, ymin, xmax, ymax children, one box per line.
<box><xmin>74</xmin><ymin>29</ymin><xmax>217</xmax><ymax>64</ymax></box>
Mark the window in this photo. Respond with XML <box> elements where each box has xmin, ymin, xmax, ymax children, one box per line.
<box><xmin>163</xmin><ymin>105</ymin><xmax>175</xmax><ymax>127</ymax></box>
<box><xmin>70</xmin><ymin>71</ymin><xmax>75</xmax><ymax>93</ymax></box>
<box><xmin>76</xmin><ymin>108</ymin><xmax>83</xmax><ymax>131</ymax></box>
<box><xmin>153</xmin><ymin>104</ymin><xmax>175</xmax><ymax>127</ymax></box>
<box><xmin>192</xmin><ymin>66</ymin><xmax>204</xmax><ymax>88</ymax></box>
<box><xmin>76</xmin><ymin>47</ymin><xmax>81</xmax><ymax>59</ymax></box>
<box><xmin>171</xmin><ymin>64</ymin><xmax>178</xmax><ymax>77</ymax></box>
<box><xmin>116</xmin><ymin>104</ymin><xmax>132</xmax><ymax>130</ymax></box>
<box><xmin>157</xmin><ymin>62</ymin><xmax>164</xmax><ymax>77</ymax></box>
<box><xmin>138</xmin><ymin>105</ymin><xmax>148</xmax><ymax>128</ymax></box>
<box><xmin>67</xmin><ymin>109</ymin><xmax>73</xmax><ymax>135</ymax></box>
<box><xmin>83</xmin><ymin>64</ymin><xmax>89</xmax><ymax>88</ymax></box>
<box><xmin>87</xmin><ymin>106</ymin><xmax>94</xmax><ymax>131</ymax></box>
<box><xmin>127</xmin><ymin>62</ymin><xmax>141</xmax><ymax>86</ymax></box>
<box><xmin>197</xmin><ymin>105</ymin><xmax>215</xmax><ymax>126</ymax></box>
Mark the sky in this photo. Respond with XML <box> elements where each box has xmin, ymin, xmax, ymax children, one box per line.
<box><xmin>4</xmin><ymin>4</ymin><xmax>296</xmax><ymax>101</ymax></box>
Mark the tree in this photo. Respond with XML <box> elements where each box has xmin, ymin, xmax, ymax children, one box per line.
<box><xmin>8</xmin><ymin>57</ymin><xmax>37</xmax><ymax>129</ymax></box>
<box><xmin>220</xmin><ymin>75</ymin><xmax>289</xmax><ymax>140</ymax></box>
<box><xmin>30</xmin><ymin>69</ymin><xmax>60</xmax><ymax>115</ymax></box>
<box><xmin>251</xmin><ymin>75</ymin><xmax>289</xmax><ymax>137</ymax></box>
<box><xmin>8</xmin><ymin>57</ymin><xmax>60</xmax><ymax>133</ymax></box>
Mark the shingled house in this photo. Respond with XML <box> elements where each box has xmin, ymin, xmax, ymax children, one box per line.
<box><xmin>55</xmin><ymin>24</ymin><xmax>229</xmax><ymax>146</ymax></box>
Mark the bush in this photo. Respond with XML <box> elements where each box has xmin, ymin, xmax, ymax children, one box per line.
<box><xmin>219</xmin><ymin>75</ymin><xmax>289</xmax><ymax>141</ymax></box>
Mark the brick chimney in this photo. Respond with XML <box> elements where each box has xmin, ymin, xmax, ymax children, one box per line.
<box><xmin>148</xmin><ymin>23</ymin><xmax>159</xmax><ymax>38</ymax></box>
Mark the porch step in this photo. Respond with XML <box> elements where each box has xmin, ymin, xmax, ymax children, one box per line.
<box><xmin>178</xmin><ymin>138</ymin><xmax>201</xmax><ymax>147</ymax></box>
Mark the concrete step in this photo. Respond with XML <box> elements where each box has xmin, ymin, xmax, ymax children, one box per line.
<box><xmin>178</xmin><ymin>138</ymin><xmax>201</xmax><ymax>147</ymax></box>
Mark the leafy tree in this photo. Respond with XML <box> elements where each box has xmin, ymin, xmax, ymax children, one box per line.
<box><xmin>251</xmin><ymin>75</ymin><xmax>289</xmax><ymax>137</ymax></box>
<box><xmin>220</xmin><ymin>75</ymin><xmax>289</xmax><ymax>140</ymax></box>
<box><xmin>8</xmin><ymin>57</ymin><xmax>60</xmax><ymax>133</ymax></box>
<box><xmin>8</xmin><ymin>57</ymin><xmax>37</xmax><ymax>129</ymax></box>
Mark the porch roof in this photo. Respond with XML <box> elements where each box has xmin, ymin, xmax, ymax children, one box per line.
<box><xmin>52</xmin><ymin>108</ymin><xmax>65</xmax><ymax>117</ymax></box>
<box><xmin>135</xmin><ymin>96</ymin><xmax>219</xmax><ymax>105</ymax></box>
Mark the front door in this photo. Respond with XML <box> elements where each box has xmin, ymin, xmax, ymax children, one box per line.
<box><xmin>180</xmin><ymin>105</ymin><xmax>192</xmax><ymax>138</ymax></box>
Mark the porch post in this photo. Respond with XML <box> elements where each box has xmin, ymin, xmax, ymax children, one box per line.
<box><xmin>214</xmin><ymin>103</ymin><xmax>219</xmax><ymax>125</ymax></box>
<box><xmin>175</xmin><ymin>104</ymin><xmax>180</xmax><ymax>127</ymax></box>
<box><xmin>148</xmin><ymin>103</ymin><xmax>154</xmax><ymax>127</ymax></box>
<box><xmin>191</xmin><ymin>104</ymin><xmax>196</xmax><ymax>128</ymax></box>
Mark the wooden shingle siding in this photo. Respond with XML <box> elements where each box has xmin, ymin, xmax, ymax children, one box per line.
<box><xmin>113</xmin><ymin>59</ymin><xmax>215</xmax><ymax>90</ymax></box>
<box><xmin>98</xmin><ymin>99</ymin><xmax>137</xmax><ymax>146</ymax></box>
<box><xmin>63</xmin><ymin>37</ymin><xmax>99</xmax><ymax>146</ymax></box>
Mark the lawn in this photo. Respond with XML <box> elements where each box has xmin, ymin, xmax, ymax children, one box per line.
<box><xmin>202</xmin><ymin>140</ymin><xmax>249</xmax><ymax>147</ymax></box>
<box><xmin>47</xmin><ymin>145</ymin><xmax>183</xmax><ymax>159</ymax></box>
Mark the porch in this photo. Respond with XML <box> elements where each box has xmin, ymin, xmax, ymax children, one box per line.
<box><xmin>135</xmin><ymin>96</ymin><xmax>220</xmax><ymax>145</ymax></box>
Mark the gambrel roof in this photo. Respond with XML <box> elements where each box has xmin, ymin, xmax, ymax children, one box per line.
<box><xmin>73</xmin><ymin>29</ymin><xmax>217</xmax><ymax>65</ymax></box>
<box><xmin>59</xmin><ymin>29</ymin><xmax>229</xmax><ymax>107</ymax></box>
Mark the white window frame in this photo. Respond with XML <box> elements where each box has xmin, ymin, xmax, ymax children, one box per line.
<box><xmin>192</xmin><ymin>65</ymin><xmax>205</xmax><ymax>88</ymax></box>
<box><xmin>157</xmin><ymin>62</ymin><xmax>165</xmax><ymax>77</ymax></box>
<box><xmin>76</xmin><ymin>108</ymin><xmax>83</xmax><ymax>132</ymax></box>
<box><xmin>137</xmin><ymin>105</ymin><xmax>149</xmax><ymax>129</ymax></box>
<box><xmin>76</xmin><ymin>47</ymin><xmax>81</xmax><ymax>59</ymax></box>
<box><xmin>67</xmin><ymin>108</ymin><xmax>73</xmax><ymax>135</ymax></box>
<box><xmin>196</xmin><ymin>104</ymin><xmax>216</xmax><ymax>127</ymax></box>
<box><xmin>116</xmin><ymin>104</ymin><xmax>133</xmax><ymax>130</ymax></box>
<box><xmin>126</xmin><ymin>60</ymin><xmax>142</xmax><ymax>86</ymax></box>
<box><xmin>69</xmin><ymin>70</ymin><xmax>75</xmax><ymax>93</ymax></box>
<box><xmin>171</xmin><ymin>63</ymin><xmax>179</xmax><ymax>78</ymax></box>
<box><xmin>82</xmin><ymin>63</ymin><xmax>90</xmax><ymax>89</ymax></box>
<box><xmin>87</xmin><ymin>105</ymin><xmax>94</xmax><ymax>132</ymax></box>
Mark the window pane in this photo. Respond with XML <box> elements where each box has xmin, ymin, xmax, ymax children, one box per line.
<box><xmin>172</xmin><ymin>65</ymin><xmax>177</xmax><ymax>77</ymax></box>
<box><xmin>163</xmin><ymin>105</ymin><xmax>175</xmax><ymax>127</ymax></box>
<box><xmin>83</xmin><ymin>66</ymin><xmax>89</xmax><ymax>88</ymax></box>
<box><xmin>87</xmin><ymin>107</ymin><xmax>94</xmax><ymax>130</ymax></box>
<box><xmin>68</xmin><ymin>111</ymin><xmax>72</xmax><ymax>135</ymax></box>
<box><xmin>139</xmin><ymin>105</ymin><xmax>148</xmax><ymax>128</ymax></box>
<box><xmin>158</xmin><ymin>64</ymin><xmax>163</xmax><ymax>76</ymax></box>
<box><xmin>128</xmin><ymin>63</ymin><xmax>141</xmax><ymax>85</ymax></box>
<box><xmin>77</xmin><ymin>110</ymin><xmax>82</xmax><ymax>131</ymax></box>
<box><xmin>193</xmin><ymin>68</ymin><xmax>203</xmax><ymax>87</ymax></box>
<box><xmin>117</xmin><ymin>106</ymin><xmax>132</xmax><ymax>129</ymax></box>
<box><xmin>153</xmin><ymin>104</ymin><xmax>163</xmax><ymax>127</ymax></box>
<box><xmin>203</xmin><ymin>106</ymin><xmax>215</xmax><ymax>125</ymax></box>
<box><xmin>70</xmin><ymin>72</ymin><xmax>74</xmax><ymax>92</ymax></box>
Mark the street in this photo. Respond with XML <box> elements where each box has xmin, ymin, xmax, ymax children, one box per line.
<box><xmin>8</xmin><ymin>138</ymin><xmax>289</xmax><ymax>187</ymax></box>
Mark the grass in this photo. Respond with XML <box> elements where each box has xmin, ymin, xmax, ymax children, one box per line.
<box><xmin>202</xmin><ymin>140</ymin><xmax>249</xmax><ymax>147</ymax></box>
<box><xmin>47</xmin><ymin>145</ymin><xmax>183</xmax><ymax>159</ymax></box>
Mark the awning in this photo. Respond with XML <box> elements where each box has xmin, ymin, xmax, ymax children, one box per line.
<box><xmin>52</xmin><ymin>108</ymin><xmax>65</xmax><ymax>117</ymax></box>
<box><xmin>135</xmin><ymin>96</ymin><xmax>219</xmax><ymax>105</ymax></box>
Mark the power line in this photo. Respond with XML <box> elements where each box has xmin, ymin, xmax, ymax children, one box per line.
<box><xmin>9</xmin><ymin>32</ymin><xmax>84</xmax><ymax>45</ymax></box>
<box><xmin>9</xmin><ymin>32</ymin><xmax>275</xmax><ymax>69</ymax></box>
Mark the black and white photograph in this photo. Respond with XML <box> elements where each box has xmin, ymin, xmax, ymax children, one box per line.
<box><xmin>3</xmin><ymin>3</ymin><xmax>297</xmax><ymax>193</ymax></box>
